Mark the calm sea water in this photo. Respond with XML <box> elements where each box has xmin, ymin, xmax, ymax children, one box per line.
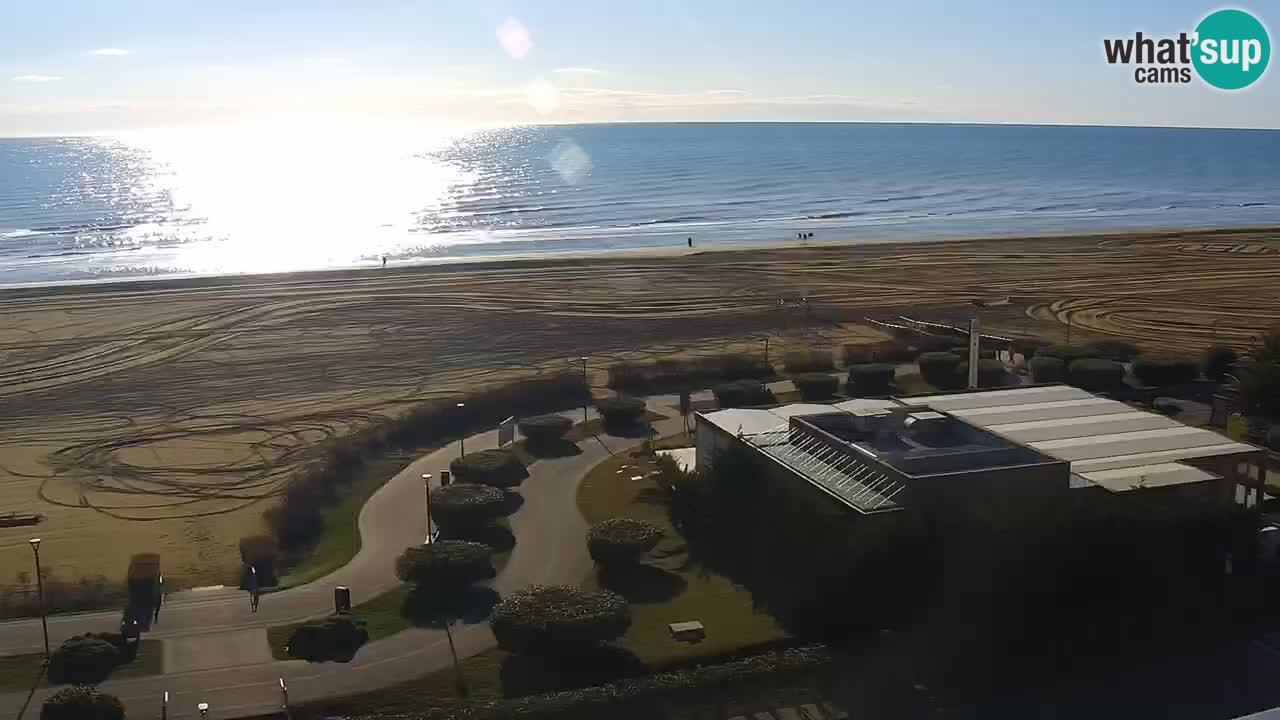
<box><xmin>2</xmin><ymin>122</ymin><xmax>1280</xmax><ymax>284</ymax></box>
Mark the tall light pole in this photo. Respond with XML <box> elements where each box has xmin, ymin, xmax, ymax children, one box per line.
<box><xmin>456</xmin><ymin>403</ymin><xmax>466</xmax><ymax>456</ymax></box>
<box><xmin>580</xmin><ymin>356</ymin><xmax>589</xmax><ymax>423</ymax></box>
<box><xmin>161</xmin><ymin>691</ymin><xmax>169</xmax><ymax>720</ymax></box>
<box><xmin>279</xmin><ymin>677</ymin><xmax>291</xmax><ymax>719</ymax></box>
<box><xmin>422</xmin><ymin>473</ymin><xmax>435</xmax><ymax>544</ymax></box>
<box><xmin>28</xmin><ymin>538</ymin><xmax>49</xmax><ymax>661</ymax></box>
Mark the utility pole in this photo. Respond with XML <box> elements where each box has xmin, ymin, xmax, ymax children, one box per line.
<box><xmin>422</xmin><ymin>474</ymin><xmax>434</xmax><ymax>544</ymax></box>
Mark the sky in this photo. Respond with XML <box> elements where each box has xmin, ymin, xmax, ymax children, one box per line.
<box><xmin>1</xmin><ymin>0</ymin><xmax>1278</xmax><ymax>136</ymax></box>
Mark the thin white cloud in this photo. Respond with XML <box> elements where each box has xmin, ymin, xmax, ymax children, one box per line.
<box><xmin>553</xmin><ymin>67</ymin><xmax>605</xmax><ymax>76</ymax></box>
<box><xmin>90</xmin><ymin>48</ymin><xmax>131</xmax><ymax>57</ymax></box>
<box><xmin>706</xmin><ymin>89</ymin><xmax>748</xmax><ymax>96</ymax></box>
<box><xmin>12</xmin><ymin>75</ymin><xmax>62</xmax><ymax>83</ymax></box>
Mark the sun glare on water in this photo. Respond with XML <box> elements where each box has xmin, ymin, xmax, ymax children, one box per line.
<box><xmin>114</xmin><ymin>121</ymin><xmax>472</xmax><ymax>275</ymax></box>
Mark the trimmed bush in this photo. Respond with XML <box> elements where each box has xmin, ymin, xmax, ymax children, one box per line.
<box><xmin>793</xmin><ymin>372</ymin><xmax>838</xmax><ymax>400</ymax></box>
<box><xmin>712</xmin><ymin>380</ymin><xmax>776</xmax><ymax>408</ymax></box>
<box><xmin>449</xmin><ymin>449</ymin><xmax>526</xmax><ymax>488</ymax></box>
<box><xmin>1083</xmin><ymin>338</ymin><xmax>1140</xmax><ymax>361</ymax></box>
<box><xmin>607</xmin><ymin>355</ymin><xmax>773</xmax><ymax>394</ymax></box>
<box><xmin>587</xmin><ymin>519</ymin><xmax>662</xmax><ymax>567</ymax></box>
<box><xmin>1068</xmin><ymin>358</ymin><xmax>1125</xmax><ymax>392</ymax></box>
<box><xmin>595</xmin><ymin>396</ymin><xmax>647</xmax><ymax>429</ymax></box>
<box><xmin>1011</xmin><ymin>337</ymin><xmax>1051</xmax><ymax>358</ymax></box>
<box><xmin>395</xmin><ymin>540</ymin><xmax>494</xmax><ymax>588</ymax></box>
<box><xmin>917</xmin><ymin>352</ymin><xmax>963</xmax><ymax>390</ymax></box>
<box><xmin>429</xmin><ymin>483</ymin><xmax>509</xmax><ymax>530</ymax></box>
<box><xmin>1029</xmin><ymin>355</ymin><xmax>1066</xmax><ymax>383</ymax></box>
<box><xmin>783</xmin><ymin>349</ymin><xmax>834</xmax><ymax>373</ymax></box>
<box><xmin>47</xmin><ymin>636</ymin><xmax>120</xmax><ymax>685</ymax></box>
<box><xmin>847</xmin><ymin>363</ymin><xmax>896</xmax><ymax>396</ymax></box>
<box><xmin>238</xmin><ymin>535</ymin><xmax>278</xmax><ymax>587</ymax></box>
<box><xmin>1036</xmin><ymin>344</ymin><xmax>1094</xmax><ymax>364</ymax></box>
<box><xmin>1132</xmin><ymin>354</ymin><xmax>1200</xmax><ymax>387</ymax></box>
<box><xmin>519</xmin><ymin>415</ymin><xmax>573</xmax><ymax>445</ymax></box>
<box><xmin>41</xmin><ymin>686</ymin><xmax>124</xmax><ymax>720</ymax></box>
<box><xmin>490</xmin><ymin>585</ymin><xmax>631</xmax><ymax>655</ymax></box>
<box><xmin>1203</xmin><ymin>345</ymin><xmax>1239</xmax><ymax>383</ymax></box>
<box><xmin>285</xmin><ymin>613</ymin><xmax>369</xmax><ymax>662</ymax></box>
<box><xmin>843</xmin><ymin>340</ymin><xmax>916</xmax><ymax>365</ymax></box>
<box><xmin>958</xmin><ymin>358</ymin><xmax>1008</xmax><ymax>388</ymax></box>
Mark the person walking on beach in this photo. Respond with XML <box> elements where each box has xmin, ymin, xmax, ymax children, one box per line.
<box><xmin>381</xmin><ymin>255</ymin><xmax>387</xmax><ymax>268</ymax></box>
<box><xmin>687</xmin><ymin>237</ymin><xmax>693</xmax><ymax>248</ymax></box>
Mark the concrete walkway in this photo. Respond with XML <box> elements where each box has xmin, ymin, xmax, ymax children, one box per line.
<box><xmin>0</xmin><ymin>399</ymin><xmax>687</xmax><ymax>719</ymax></box>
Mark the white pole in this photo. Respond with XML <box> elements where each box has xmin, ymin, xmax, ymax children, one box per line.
<box><xmin>968</xmin><ymin>315</ymin><xmax>980</xmax><ymax>389</ymax></box>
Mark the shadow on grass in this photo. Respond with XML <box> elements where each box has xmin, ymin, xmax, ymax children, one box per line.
<box><xmin>441</xmin><ymin>523</ymin><xmax>517</xmax><ymax>553</ymax></box>
<box><xmin>498</xmin><ymin>490</ymin><xmax>525</xmax><ymax>516</ymax></box>
<box><xmin>524</xmin><ymin>439</ymin><xmax>583</xmax><ymax>458</ymax></box>
<box><xmin>499</xmin><ymin>644</ymin><xmax>646</xmax><ymax>698</ymax></box>
<box><xmin>599</xmin><ymin>564</ymin><xmax>688</xmax><ymax>604</ymax></box>
<box><xmin>401</xmin><ymin>585</ymin><xmax>501</xmax><ymax>628</ymax></box>
<box><xmin>633</xmin><ymin>487</ymin><xmax>671</xmax><ymax>508</ymax></box>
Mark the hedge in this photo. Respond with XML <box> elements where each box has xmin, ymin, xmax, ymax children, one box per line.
<box><xmin>430</xmin><ymin>483</ymin><xmax>509</xmax><ymax>530</ymax></box>
<box><xmin>1132</xmin><ymin>354</ymin><xmax>1200</xmax><ymax>387</ymax></box>
<box><xmin>607</xmin><ymin>355</ymin><xmax>773</xmax><ymax>394</ymax></box>
<box><xmin>1036</xmin><ymin>344</ymin><xmax>1094</xmax><ymax>364</ymax></box>
<box><xmin>238</xmin><ymin>535</ymin><xmax>278</xmax><ymax>587</ymax></box>
<box><xmin>917</xmin><ymin>352</ymin><xmax>963</xmax><ymax>390</ymax></box>
<box><xmin>843</xmin><ymin>340</ymin><xmax>915</xmax><ymax>365</ymax></box>
<box><xmin>783</xmin><ymin>349</ymin><xmax>834</xmax><ymax>373</ymax></box>
<box><xmin>519</xmin><ymin>415</ymin><xmax>574</xmax><ymax>445</ymax></box>
<box><xmin>713</xmin><ymin>380</ymin><xmax>776</xmax><ymax>408</ymax></box>
<box><xmin>47</xmin><ymin>635</ymin><xmax>120</xmax><ymax>685</ymax></box>
<box><xmin>286</xmin><ymin>613</ymin><xmax>369</xmax><ymax>662</ymax></box>
<box><xmin>1083</xmin><ymin>338</ymin><xmax>1140</xmax><ymax>361</ymax></box>
<box><xmin>449</xmin><ymin>449</ymin><xmax>527</xmax><ymax>488</ymax></box>
<box><xmin>1203</xmin><ymin>345</ymin><xmax>1239</xmax><ymax>383</ymax></box>
<box><xmin>396</xmin><ymin>540</ymin><xmax>494</xmax><ymax>588</ymax></box>
<box><xmin>587</xmin><ymin>519</ymin><xmax>662</xmax><ymax>567</ymax></box>
<box><xmin>1068</xmin><ymin>358</ymin><xmax>1125</xmax><ymax>391</ymax></box>
<box><xmin>1010</xmin><ymin>337</ymin><xmax>1052</xmax><ymax>357</ymax></box>
<box><xmin>792</xmin><ymin>373</ymin><xmax>838</xmax><ymax>400</ymax></box>
<box><xmin>1029</xmin><ymin>355</ymin><xmax>1066</xmax><ymax>383</ymax></box>
<box><xmin>40</xmin><ymin>686</ymin><xmax>125</xmax><ymax>720</ymax></box>
<box><xmin>490</xmin><ymin>585</ymin><xmax>631</xmax><ymax>656</ymax></box>
<box><xmin>847</xmin><ymin>363</ymin><xmax>896</xmax><ymax>396</ymax></box>
<box><xmin>958</xmin><ymin>358</ymin><xmax>1008</xmax><ymax>388</ymax></box>
<box><xmin>596</xmin><ymin>396</ymin><xmax>648</xmax><ymax>428</ymax></box>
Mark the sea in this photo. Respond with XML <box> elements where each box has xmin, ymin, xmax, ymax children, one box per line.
<box><xmin>2</xmin><ymin>122</ymin><xmax>1280</xmax><ymax>285</ymax></box>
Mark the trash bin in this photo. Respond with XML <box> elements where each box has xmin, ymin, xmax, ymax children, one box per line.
<box><xmin>440</xmin><ymin>470</ymin><xmax>451</xmax><ymax>487</ymax></box>
<box><xmin>335</xmin><ymin>586</ymin><xmax>352</xmax><ymax>614</ymax></box>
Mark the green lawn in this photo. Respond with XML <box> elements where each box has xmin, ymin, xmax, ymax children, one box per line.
<box><xmin>0</xmin><ymin>640</ymin><xmax>163</xmax><ymax>691</ymax></box>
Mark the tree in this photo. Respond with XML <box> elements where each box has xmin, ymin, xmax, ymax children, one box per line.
<box><xmin>518</xmin><ymin>415</ymin><xmax>573</xmax><ymax>446</ymax></box>
<box><xmin>429</xmin><ymin>483</ymin><xmax>509</xmax><ymax>531</ymax></box>
<box><xmin>587</xmin><ymin>519</ymin><xmax>662</xmax><ymax>568</ymax></box>
<box><xmin>285</xmin><ymin>614</ymin><xmax>369</xmax><ymax>662</ymax></box>
<box><xmin>1233</xmin><ymin>329</ymin><xmax>1280</xmax><ymax>419</ymax></box>
<box><xmin>490</xmin><ymin>585</ymin><xmax>630</xmax><ymax>656</ymax></box>
<box><xmin>847</xmin><ymin>363</ymin><xmax>896</xmax><ymax>396</ymax></box>
<box><xmin>395</xmin><ymin>540</ymin><xmax>494</xmax><ymax>588</ymax></box>
<box><xmin>47</xmin><ymin>636</ymin><xmax>120</xmax><ymax>685</ymax></box>
<box><xmin>41</xmin><ymin>686</ymin><xmax>124</xmax><ymax>720</ymax></box>
<box><xmin>792</xmin><ymin>373</ymin><xmax>838</xmax><ymax>400</ymax></box>
<box><xmin>449</xmin><ymin>449</ymin><xmax>526</xmax><ymax>488</ymax></box>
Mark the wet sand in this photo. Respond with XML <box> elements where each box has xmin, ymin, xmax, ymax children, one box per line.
<box><xmin>1</xmin><ymin>226</ymin><xmax>1278</xmax><ymax>587</ymax></box>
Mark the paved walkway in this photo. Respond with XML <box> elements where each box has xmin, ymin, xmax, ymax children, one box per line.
<box><xmin>0</xmin><ymin>399</ymin><xmax>687</xmax><ymax>719</ymax></box>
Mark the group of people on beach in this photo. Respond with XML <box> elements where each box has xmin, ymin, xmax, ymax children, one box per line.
<box><xmin>797</xmin><ymin>231</ymin><xmax>815</xmax><ymax>241</ymax></box>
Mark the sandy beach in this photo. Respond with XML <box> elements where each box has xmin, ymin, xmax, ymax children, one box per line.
<box><xmin>1</xmin><ymin>226</ymin><xmax>1279</xmax><ymax>588</ymax></box>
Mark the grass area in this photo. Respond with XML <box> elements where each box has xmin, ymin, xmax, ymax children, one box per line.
<box><xmin>0</xmin><ymin>640</ymin><xmax>163</xmax><ymax>691</ymax></box>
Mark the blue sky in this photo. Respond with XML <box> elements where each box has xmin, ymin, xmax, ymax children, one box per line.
<box><xmin>2</xmin><ymin>0</ymin><xmax>1277</xmax><ymax>135</ymax></box>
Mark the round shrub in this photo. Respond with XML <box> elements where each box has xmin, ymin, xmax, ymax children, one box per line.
<box><xmin>41</xmin><ymin>686</ymin><xmax>124</xmax><ymax>720</ymax></box>
<box><xmin>713</xmin><ymin>380</ymin><xmax>775</xmax><ymax>408</ymax></box>
<box><xmin>793</xmin><ymin>373</ymin><xmax>838</xmax><ymax>400</ymax></box>
<box><xmin>286</xmin><ymin>613</ymin><xmax>369</xmax><ymax>662</ymax></box>
<box><xmin>47</xmin><ymin>635</ymin><xmax>120</xmax><ymax>685</ymax></box>
<box><xmin>396</xmin><ymin>540</ymin><xmax>494</xmax><ymax>588</ymax></box>
<box><xmin>1068</xmin><ymin>358</ymin><xmax>1125</xmax><ymax>392</ymax></box>
<box><xmin>519</xmin><ymin>414</ymin><xmax>573</xmax><ymax>445</ymax></box>
<box><xmin>490</xmin><ymin>585</ymin><xmax>631</xmax><ymax>655</ymax></box>
<box><xmin>1132</xmin><ymin>354</ymin><xmax>1200</xmax><ymax>387</ymax></box>
<box><xmin>1036</xmin><ymin>344</ymin><xmax>1094</xmax><ymax>364</ymax></box>
<box><xmin>587</xmin><ymin>518</ymin><xmax>662</xmax><ymax>567</ymax></box>
<box><xmin>430</xmin><ymin>482</ymin><xmax>508</xmax><ymax>530</ymax></box>
<box><xmin>957</xmin><ymin>358</ymin><xmax>1008</xmax><ymax>388</ymax></box>
<box><xmin>595</xmin><ymin>396</ymin><xmax>647</xmax><ymax>428</ymax></box>
<box><xmin>1203</xmin><ymin>344</ymin><xmax>1239</xmax><ymax>383</ymax></box>
<box><xmin>847</xmin><ymin>363</ymin><xmax>896</xmax><ymax>396</ymax></box>
<box><xmin>917</xmin><ymin>352</ymin><xmax>963</xmax><ymax>390</ymax></box>
<box><xmin>449</xmin><ymin>449</ymin><xmax>526</xmax><ymax>488</ymax></box>
<box><xmin>1083</xmin><ymin>338</ymin><xmax>1140</xmax><ymax>361</ymax></box>
<box><xmin>1029</xmin><ymin>355</ymin><xmax>1066</xmax><ymax>383</ymax></box>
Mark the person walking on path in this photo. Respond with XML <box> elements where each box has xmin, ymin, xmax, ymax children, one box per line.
<box><xmin>247</xmin><ymin>565</ymin><xmax>261</xmax><ymax>613</ymax></box>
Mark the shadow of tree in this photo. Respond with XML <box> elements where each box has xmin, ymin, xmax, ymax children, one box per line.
<box><xmin>499</xmin><ymin>644</ymin><xmax>646</xmax><ymax>697</ymax></box>
<box><xmin>524</xmin><ymin>439</ymin><xmax>583</xmax><ymax>458</ymax></box>
<box><xmin>498</xmin><ymin>490</ymin><xmax>525</xmax><ymax>516</ymax></box>
<box><xmin>599</xmin><ymin>564</ymin><xmax>688</xmax><ymax>604</ymax></box>
<box><xmin>602</xmin><ymin>420</ymin><xmax>653</xmax><ymax>438</ymax></box>
<box><xmin>401</xmin><ymin>585</ymin><xmax>501</xmax><ymax>628</ymax></box>
<box><xmin>441</xmin><ymin>523</ymin><xmax>516</xmax><ymax>553</ymax></box>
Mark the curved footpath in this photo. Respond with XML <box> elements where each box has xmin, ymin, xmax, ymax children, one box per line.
<box><xmin>0</xmin><ymin>398</ymin><xmax>688</xmax><ymax>719</ymax></box>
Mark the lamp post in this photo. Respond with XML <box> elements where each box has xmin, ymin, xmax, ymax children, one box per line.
<box><xmin>197</xmin><ymin>701</ymin><xmax>210</xmax><ymax>718</ymax></box>
<box><xmin>579</xmin><ymin>356</ymin><xmax>589</xmax><ymax>423</ymax></box>
<box><xmin>161</xmin><ymin>691</ymin><xmax>169</xmax><ymax>720</ymax></box>
<box><xmin>279</xmin><ymin>677</ymin><xmax>291</xmax><ymax>719</ymax></box>
<box><xmin>28</xmin><ymin>538</ymin><xmax>49</xmax><ymax>660</ymax></box>
<box><xmin>456</xmin><ymin>403</ymin><xmax>466</xmax><ymax>456</ymax></box>
<box><xmin>422</xmin><ymin>473</ymin><xmax>435</xmax><ymax>544</ymax></box>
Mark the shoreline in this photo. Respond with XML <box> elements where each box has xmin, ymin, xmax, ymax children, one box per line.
<box><xmin>3</xmin><ymin>224</ymin><xmax>1279</xmax><ymax>299</ymax></box>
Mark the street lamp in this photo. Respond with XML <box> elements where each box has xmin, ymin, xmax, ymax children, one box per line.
<box><xmin>279</xmin><ymin>677</ymin><xmax>291</xmax><ymax>719</ymax></box>
<box><xmin>456</xmin><ymin>403</ymin><xmax>466</xmax><ymax>456</ymax></box>
<box><xmin>197</xmin><ymin>701</ymin><xmax>210</xmax><ymax>718</ymax></box>
<box><xmin>422</xmin><ymin>473</ymin><xmax>435</xmax><ymax>544</ymax></box>
<box><xmin>28</xmin><ymin>538</ymin><xmax>49</xmax><ymax>660</ymax></box>
<box><xmin>161</xmin><ymin>691</ymin><xmax>169</xmax><ymax>720</ymax></box>
<box><xmin>579</xmin><ymin>356</ymin><xmax>589</xmax><ymax>423</ymax></box>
